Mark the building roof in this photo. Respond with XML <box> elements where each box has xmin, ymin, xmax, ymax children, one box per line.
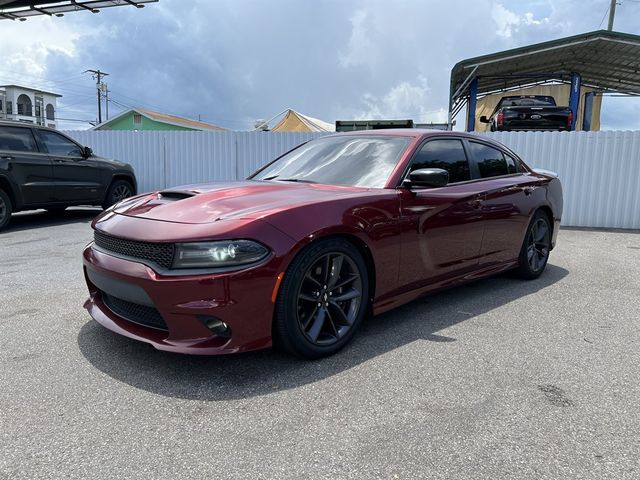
<box><xmin>92</xmin><ymin>107</ymin><xmax>226</xmax><ymax>131</ymax></box>
<box><xmin>0</xmin><ymin>0</ymin><xmax>157</xmax><ymax>20</ymax></box>
<box><xmin>270</xmin><ymin>109</ymin><xmax>335</xmax><ymax>132</ymax></box>
<box><xmin>0</xmin><ymin>84</ymin><xmax>62</xmax><ymax>97</ymax></box>
<box><xmin>449</xmin><ymin>29</ymin><xmax>640</xmax><ymax>118</ymax></box>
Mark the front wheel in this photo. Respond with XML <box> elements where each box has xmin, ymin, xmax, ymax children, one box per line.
<box><xmin>515</xmin><ymin>211</ymin><xmax>552</xmax><ymax>279</ymax></box>
<box><xmin>273</xmin><ymin>238</ymin><xmax>370</xmax><ymax>359</ymax></box>
<box><xmin>0</xmin><ymin>189</ymin><xmax>12</xmax><ymax>232</ymax></box>
<box><xmin>102</xmin><ymin>180</ymin><xmax>134</xmax><ymax>209</ymax></box>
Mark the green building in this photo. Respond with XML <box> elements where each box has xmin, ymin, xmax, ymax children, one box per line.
<box><xmin>92</xmin><ymin>108</ymin><xmax>225</xmax><ymax>131</ymax></box>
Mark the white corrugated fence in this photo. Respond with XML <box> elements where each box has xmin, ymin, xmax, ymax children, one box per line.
<box><xmin>63</xmin><ymin>130</ymin><xmax>640</xmax><ymax>229</ymax></box>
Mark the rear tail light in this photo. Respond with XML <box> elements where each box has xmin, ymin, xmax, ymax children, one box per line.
<box><xmin>567</xmin><ymin>110</ymin><xmax>573</xmax><ymax>129</ymax></box>
<box><xmin>497</xmin><ymin>111</ymin><xmax>504</xmax><ymax>128</ymax></box>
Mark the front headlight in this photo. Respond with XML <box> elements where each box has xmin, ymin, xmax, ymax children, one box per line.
<box><xmin>172</xmin><ymin>240</ymin><xmax>270</xmax><ymax>269</ymax></box>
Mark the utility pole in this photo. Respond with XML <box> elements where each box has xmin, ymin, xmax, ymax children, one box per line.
<box><xmin>608</xmin><ymin>0</ymin><xmax>617</xmax><ymax>31</ymax></box>
<box><xmin>84</xmin><ymin>69</ymin><xmax>109</xmax><ymax>123</ymax></box>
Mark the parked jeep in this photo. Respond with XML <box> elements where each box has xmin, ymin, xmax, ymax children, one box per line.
<box><xmin>0</xmin><ymin>121</ymin><xmax>136</xmax><ymax>231</ymax></box>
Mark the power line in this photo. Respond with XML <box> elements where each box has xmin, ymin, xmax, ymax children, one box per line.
<box><xmin>598</xmin><ymin>2</ymin><xmax>611</xmax><ymax>28</ymax></box>
<box><xmin>54</xmin><ymin>117</ymin><xmax>95</xmax><ymax>124</ymax></box>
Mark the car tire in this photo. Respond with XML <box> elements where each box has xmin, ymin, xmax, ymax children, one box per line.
<box><xmin>273</xmin><ymin>238</ymin><xmax>370</xmax><ymax>359</ymax></box>
<box><xmin>102</xmin><ymin>179</ymin><xmax>134</xmax><ymax>209</ymax></box>
<box><xmin>0</xmin><ymin>189</ymin><xmax>11</xmax><ymax>232</ymax></box>
<box><xmin>515</xmin><ymin>210</ymin><xmax>552</xmax><ymax>280</ymax></box>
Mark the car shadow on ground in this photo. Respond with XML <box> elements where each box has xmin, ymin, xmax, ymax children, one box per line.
<box><xmin>2</xmin><ymin>208</ymin><xmax>101</xmax><ymax>234</ymax></box>
<box><xmin>78</xmin><ymin>263</ymin><xmax>569</xmax><ymax>401</ymax></box>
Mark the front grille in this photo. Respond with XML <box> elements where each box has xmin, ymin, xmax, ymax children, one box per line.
<box><xmin>102</xmin><ymin>292</ymin><xmax>168</xmax><ymax>331</ymax></box>
<box><xmin>94</xmin><ymin>230</ymin><xmax>175</xmax><ymax>269</ymax></box>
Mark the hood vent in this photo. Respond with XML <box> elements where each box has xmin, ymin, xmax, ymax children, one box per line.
<box><xmin>158</xmin><ymin>190</ymin><xmax>197</xmax><ymax>201</ymax></box>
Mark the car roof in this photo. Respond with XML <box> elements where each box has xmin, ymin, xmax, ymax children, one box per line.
<box><xmin>0</xmin><ymin>120</ymin><xmax>60</xmax><ymax>132</ymax></box>
<box><xmin>327</xmin><ymin>129</ymin><xmax>521</xmax><ymax>159</ymax></box>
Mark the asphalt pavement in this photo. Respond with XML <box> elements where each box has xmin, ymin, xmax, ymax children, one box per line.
<box><xmin>1</xmin><ymin>209</ymin><xmax>639</xmax><ymax>479</ymax></box>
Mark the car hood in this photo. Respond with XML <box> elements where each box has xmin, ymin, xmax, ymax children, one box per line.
<box><xmin>113</xmin><ymin>181</ymin><xmax>371</xmax><ymax>224</ymax></box>
<box><xmin>91</xmin><ymin>155</ymin><xmax>131</xmax><ymax>169</ymax></box>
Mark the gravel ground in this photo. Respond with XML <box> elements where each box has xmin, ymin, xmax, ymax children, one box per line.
<box><xmin>1</xmin><ymin>209</ymin><xmax>639</xmax><ymax>479</ymax></box>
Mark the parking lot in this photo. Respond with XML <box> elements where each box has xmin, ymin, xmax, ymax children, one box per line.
<box><xmin>1</xmin><ymin>209</ymin><xmax>639</xmax><ymax>479</ymax></box>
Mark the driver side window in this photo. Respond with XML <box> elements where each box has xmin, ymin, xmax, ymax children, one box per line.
<box><xmin>38</xmin><ymin>130</ymin><xmax>83</xmax><ymax>157</ymax></box>
<box><xmin>409</xmin><ymin>139</ymin><xmax>471</xmax><ymax>183</ymax></box>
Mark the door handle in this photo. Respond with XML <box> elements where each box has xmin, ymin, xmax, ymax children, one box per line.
<box><xmin>470</xmin><ymin>199</ymin><xmax>483</xmax><ymax>209</ymax></box>
<box><xmin>0</xmin><ymin>155</ymin><xmax>15</xmax><ymax>160</ymax></box>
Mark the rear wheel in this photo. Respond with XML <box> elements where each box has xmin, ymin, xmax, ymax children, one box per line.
<box><xmin>273</xmin><ymin>238</ymin><xmax>369</xmax><ymax>359</ymax></box>
<box><xmin>102</xmin><ymin>180</ymin><xmax>133</xmax><ymax>209</ymax></box>
<box><xmin>515</xmin><ymin>210</ymin><xmax>552</xmax><ymax>279</ymax></box>
<box><xmin>0</xmin><ymin>189</ymin><xmax>11</xmax><ymax>231</ymax></box>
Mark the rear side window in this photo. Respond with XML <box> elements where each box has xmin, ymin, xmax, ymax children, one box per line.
<box><xmin>469</xmin><ymin>142</ymin><xmax>509</xmax><ymax>178</ymax></box>
<box><xmin>410</xmin><ymin>139</ymin><xmax>470</xmax><ymax>183</ymax></box>
<box><xmin>0</xmin><ymin>126</ymin><xmax>38</xmax><ymax>152</ymax></box>
<box><xmin>38</xmin><ymin>130</ymin><xmax>83</xmax><ymax>157</ymax></box>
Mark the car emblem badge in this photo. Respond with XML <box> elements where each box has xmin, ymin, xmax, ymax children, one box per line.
<box><xmin>531</xmin><ymin>114</ymin><xmax>542</xmax><ymax>120</ymax></box>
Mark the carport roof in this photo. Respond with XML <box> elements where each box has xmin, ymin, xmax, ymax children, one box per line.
<box><xmin>450</xmin><ymin>30</ymin><xmax>640</xmax><ymax>115</ymax></box>
<box><xmin>0</xmin><ymin>0</ymin><xmax>157</xmax><ymax>20</ymax></box>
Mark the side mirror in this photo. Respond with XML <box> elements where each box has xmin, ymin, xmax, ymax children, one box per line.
<box><xmin>404</xmin><ymin>168</ymin><xmax>449</xmax><ymax>189</ymax></box>
<box><xmin>479</xmin><ymin>115</ymin><xmax>489</xmax><ymax>123</ymax></box>
<box><xmin>82</xmin><ymin>146</ymin><xmax>93</xmax><ymax>158</ymax></box>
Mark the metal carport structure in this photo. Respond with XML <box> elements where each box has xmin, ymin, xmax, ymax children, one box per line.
<box><xmin>449</xmin><ymin>30</ymin><xmax>640</xmax><ymax>131</ymax></box>
<box><xmin>0</xmin><ymin>0</ymin><xmax>156</xmax><ymax>20</ymax></box>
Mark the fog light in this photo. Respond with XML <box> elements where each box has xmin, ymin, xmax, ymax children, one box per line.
<box><xmin>197</xmin><ymin>315</ymin><xmax>231</xmax><ymax>338</ymax></box>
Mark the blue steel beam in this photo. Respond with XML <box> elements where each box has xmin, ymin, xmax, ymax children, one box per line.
<box><xmin>569</xmin><ymin>73</ymin><xmax>582</xmax><ymax>131</ymax></box>
<box><xmin>466</xmin><ymin>77</ymin><xmax>478</xmax><ymax>132</ymax></box>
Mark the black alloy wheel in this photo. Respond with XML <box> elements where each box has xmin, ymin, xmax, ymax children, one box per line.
<box><xmin>516</xmin><ymin>210</ymin><xmax>551</xmax><ymax>279</ymax></box>
<box><xmin>103</xmin><ymin>180</ymin><xmax>133</xmax><ymax>209</ymax></box>
<box><xmin>297</xmin><ymin>252</ymin><xmax>363</xmax><ymax>346</ymax></box>
<box><xmin>0</xmin><ymin>189</ymin><xmax>12</xmax><ymax>232</ymax></box>
<box><xmin>274</xmin><ymin>238</ymin><xmax>369</xmax><ymax>359</ymax></box>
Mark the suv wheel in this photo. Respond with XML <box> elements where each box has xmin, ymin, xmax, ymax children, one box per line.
<box><xmin>102</xmin><ymin>180</ymin><xmax>133</xmax><ymax>209</ymax></box>
<box><xmin>0</xmin><ymin>189</ymin><xmax>12</xmax><ymax>232</ymax></box>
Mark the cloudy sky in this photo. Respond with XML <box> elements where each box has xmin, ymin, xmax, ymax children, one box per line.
<box><xmin>1</xmin><ymin>0</ymin><xmax>639</xmax><ymax>130</ymax></box>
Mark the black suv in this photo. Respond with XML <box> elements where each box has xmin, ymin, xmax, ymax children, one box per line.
<box><xmin>0</xmin><ymin>121</ymin><xmax>136</xmax><ymax>231</ymax></box>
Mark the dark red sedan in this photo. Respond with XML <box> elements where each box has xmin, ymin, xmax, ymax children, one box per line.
<box><xmin>83</xmin><ymin>130</ymin><xmax>562</xmax><ymax>358</ymax></box>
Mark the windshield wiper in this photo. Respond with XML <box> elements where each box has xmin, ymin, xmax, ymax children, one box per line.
<box><xmin>277</xmin><ymin>178</ymin><xmax>317</xmax><ymax>184</ymax></box>
<box><xmin>262</xmin><ymin>175</ymin><xmax>316</xmax><ymax>184</ymax></box>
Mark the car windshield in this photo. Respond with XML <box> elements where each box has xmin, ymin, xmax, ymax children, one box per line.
<box><xmin>251</xmin><ymin>135</ymin><xmax>411</xmax><ymax>188</ymax></box>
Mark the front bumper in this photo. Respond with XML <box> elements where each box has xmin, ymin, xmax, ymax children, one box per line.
<box><xmin>83</xmin><ymin>244</ymin><xmax>278</xmax><ymax>355</ymax></box>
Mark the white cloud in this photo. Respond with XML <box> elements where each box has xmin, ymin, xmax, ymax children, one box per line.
<box><xmin>0</xmin><ymin>17</ymin><xmax>79</xmax><ymax>84</ymax></box>
<box><xmin>492</xmin><ymin>3</ymin><xmax>548</xmax><ymax>38</ymax></box>
<box><xmin>338</xmin><ymin>9</ymin><xmax>375</xmax><ymax>69</ymax></box>
<box><xmin>355</xmin><ymin>76</ymin><xmax>447</xmax><ymax>122</ymax></box>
